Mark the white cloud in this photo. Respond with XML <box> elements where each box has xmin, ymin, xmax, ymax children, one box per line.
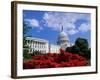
<box><xmin>78</xmin><ymin>23</ymin><xmax>90</xmax><ymax>32</ymax></box>
<box><xmin>24</xmin><ymin>19</ymin><xmax>39</xmax><ymax>27</ymax></box>
<box><xmin>43</xmin><ymin>12</ymin><xmax>90</xmax><ymax>35</ymax></box>
<box><xmin>67</xmin><ymin>29</ymin><xmax>78</xmax><ymax>35</ymax></box>
<box><xmin>43</xmin><ymin>12</ymin><xmax>61</xmax><ymax>30</ymax></box>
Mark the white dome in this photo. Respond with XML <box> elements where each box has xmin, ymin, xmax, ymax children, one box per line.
<box><xmin>58</xmin><ymin>31</ymin><xmax>68</xmax><ymax>40</ymax></box>
<box><xmin>59</xmin><ymin>32</ymin><xmax>66</xmax><ymax>37</ymax></box>
<box><xmin>57</xmin><ymin>26</ymin><xmax>70</xmax><ymax>50</ymax></box>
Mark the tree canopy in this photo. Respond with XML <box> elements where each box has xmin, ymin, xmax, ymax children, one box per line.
<box><xmin>66</xmin><ymin>37</ymin><xmax>91</xmax><ymax>59</ymax></box>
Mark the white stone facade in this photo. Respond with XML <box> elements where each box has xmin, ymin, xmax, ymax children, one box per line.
<box><xmin>49</xmin><ymin>44</ymin><xmax>60</xmax><ymax>53</ymax></box>
<box><xmin>26</xmin><ymin>37</ymin><xmax>49</xmax><ymax>54</ymax></box>
<box><xmin>25</xmin><ymin>37</ymin><xmax>60</xmax><ymax>54</ymax></box>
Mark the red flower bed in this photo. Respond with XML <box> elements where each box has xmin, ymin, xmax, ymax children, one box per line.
<box><xmin>23</xmin><ymin>49</ymin><xmax>88</xmax><ymax>69</ymax></box>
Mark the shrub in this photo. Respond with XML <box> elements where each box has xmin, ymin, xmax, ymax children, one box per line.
<box><xmin>66</xmin><ymin>37</ymin><xmax>91</xmax><ymax>59</ymax></box>
<box><xmin>23</xmin><ymin>49</ymin><xmax>88</xmax><ymax>69</ymax></box>
<box><xmin>23</xmin><ymin>49</ymin><xmax>32</xmax><ymax>59</ymax></box>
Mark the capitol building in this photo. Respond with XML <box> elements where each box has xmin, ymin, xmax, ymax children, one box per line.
<box><xmin>25</xmin><ymin>26</ymin><xmax>70</xmax><ymax>54</ymax></box>
<box><xmin>57</xmin><ymin>26</ymin><xmax>70</xmax><ymax>50</ymax></box>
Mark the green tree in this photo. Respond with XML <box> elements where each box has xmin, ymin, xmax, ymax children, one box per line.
<box><xmin>23</xmin><ymin>22</ymin><xmax>32</xmax><ymax>59</ymax></box>
<box><xmin>66</xmin><ymin>37</ymin><xmax>91</xmax><ymax>59</ymax></box>
<box><xmin>23</xmin><ymin>49</ymin><xmax>32</xmax><ymax>59</ymax></box>
<box><xmin>75</xmin><ymin>37</ymin><xmax>89</xmax><ymax>51</ymax></box>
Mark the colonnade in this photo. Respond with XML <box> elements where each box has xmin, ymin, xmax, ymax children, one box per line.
<box><xmin>26</xmin><ymin>40</ymin><xmax>47</xmax><ymax>53</ymax></box>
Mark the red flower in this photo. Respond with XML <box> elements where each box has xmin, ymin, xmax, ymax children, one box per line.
<box><xmin>60</xmin><ymin>48</ymin><xmax>65</xmax><ymax>54</ymax></box>
<box><xmin>23</xmin><ymin>50</ymin><xmax>88</xmax><ymax>69</ymax></box>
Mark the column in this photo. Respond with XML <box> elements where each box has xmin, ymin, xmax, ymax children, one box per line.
<box><xmin>37</xmin><ymin>41</ymin><xmax>39</xmax><ymax>51</ymax></box>
<box><xmin>34</xmin><ymin>41</ymin><xmax>36</xmax><ymax>50</ymax></box>
<box><xmin>38</xmin><ymin>42</ymin><xmax>40</xmax><ymax>52</ymax></box>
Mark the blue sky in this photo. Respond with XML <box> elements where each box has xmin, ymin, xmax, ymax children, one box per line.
<box><xmin>23</xmin><ymin>10</ymin><xmax>91</xmax><ymax>46</ymax></box>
